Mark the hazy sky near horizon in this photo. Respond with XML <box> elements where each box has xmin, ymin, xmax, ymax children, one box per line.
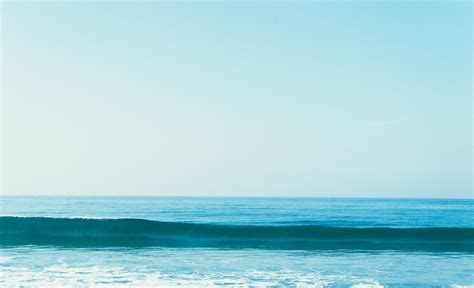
<box><xmin>2</xmin><ymin>2</ymin><xmax>472</xmax><ymax>198</ymax></box>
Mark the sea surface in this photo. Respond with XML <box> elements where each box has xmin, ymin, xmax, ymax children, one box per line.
<box><xmin>0</xmin><ymin>196</ymin><xmax>473</xmax><ymax>287</ymax></box>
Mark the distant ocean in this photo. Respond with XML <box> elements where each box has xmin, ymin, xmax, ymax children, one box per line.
<box><xmin>1</xmin><ymin>196</ymin><xmax>473</xmax><ymax>287</ymax></box>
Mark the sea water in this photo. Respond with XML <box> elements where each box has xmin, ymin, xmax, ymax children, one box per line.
<box><xmin>1</xmin><ymin>196</ymin><xmax>473</xmax><ymax>287</ymax></box>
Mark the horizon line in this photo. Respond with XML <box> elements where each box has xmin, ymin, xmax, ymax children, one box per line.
<box><xmin>1</xmin><ymin>194</ymin><xmax>472</xmax><ymax>200</ymax></box>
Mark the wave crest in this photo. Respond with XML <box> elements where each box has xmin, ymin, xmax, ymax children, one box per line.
<box><xmin>1</xmin><ymin>217</ymin><xmax>472</xmax><ymax>251</ymax></box>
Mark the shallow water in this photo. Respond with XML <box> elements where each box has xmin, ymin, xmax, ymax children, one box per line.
<box><xmin>1</xmin><ymin>248</ymin><xmax>473</xmax><ymax>287</ymax></box>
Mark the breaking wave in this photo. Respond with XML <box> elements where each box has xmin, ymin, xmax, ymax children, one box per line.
<box><xmin>1</xmin><ymin>217</ymin><xmax>472</xmax><ymax>251</ymax></box>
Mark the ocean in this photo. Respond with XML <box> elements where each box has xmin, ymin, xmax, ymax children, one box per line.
<box><xmin>0</xmin><ymin>196</ymin><xmax>473</xmax><ymax>287</ymax></box>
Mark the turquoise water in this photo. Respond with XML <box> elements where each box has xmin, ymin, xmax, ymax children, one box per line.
<box><xmin>1</xmin><ymin>196</ymin><xmax>473</xmax><ymax>287</ymax></box>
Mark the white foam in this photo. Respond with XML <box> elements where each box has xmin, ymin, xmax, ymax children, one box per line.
<box><xmin>351</xmin><ymin>283</ymin><xmax>384</xmax><ymax>288</ymax></box>
<box><xmin>0</xmin><ymin>257</ymin><xmax>13</xmax><ymax>263</ymax></box>
<box><xmin>0</xmin><ymin>265</ymin><xmax>366</xmax><ymax>287</ymax></box>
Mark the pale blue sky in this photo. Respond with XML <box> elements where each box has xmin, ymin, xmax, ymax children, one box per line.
<box><xmin>2</xmin><ymin>2</ymin><xmax>472</xmax><ymax>197</ymax></box>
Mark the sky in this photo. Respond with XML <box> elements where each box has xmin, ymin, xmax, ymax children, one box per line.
<box><xmin>1</xmin><ymin>1</ymin><xmax>472</xmax><ymax>198</ymax></box>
